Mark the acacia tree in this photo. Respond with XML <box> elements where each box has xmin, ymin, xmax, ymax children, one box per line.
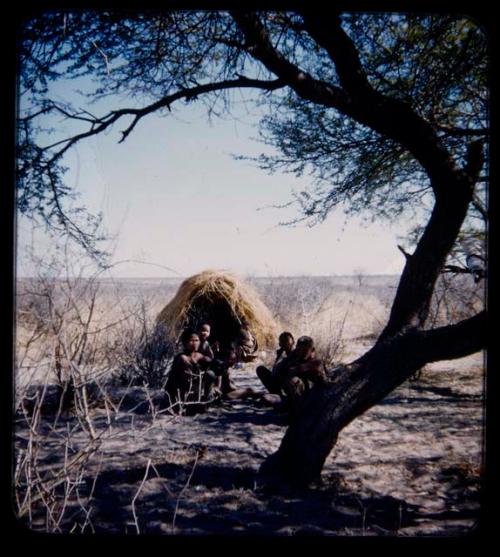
<box><xmin>18</xmin><ymin>10</ymin><xmax>488</xmax><ymax>484</ymax></box>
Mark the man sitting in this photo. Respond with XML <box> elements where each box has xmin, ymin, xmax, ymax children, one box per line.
<box><xmin>234</xmin><ymin>319</ymin><xmax>258</xmax><ymax>362</ymax></box>
<box><xmin>273</xmin><ymin>335</ymin><xmax>327</xmax><ymax>412</ymax></box>
<box><xmin>256</xmin><ymin>331</ymin><xmax>295</xmax><ymax>396</ymax></box>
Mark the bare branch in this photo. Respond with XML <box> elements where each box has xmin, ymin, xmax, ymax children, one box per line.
<box><xmin>397</xmin><ymin>244</ymin><xmax>412</xmax><ymax>261</ymax></box>
<box><xmin>33</xmin><ymin>76</ymin><xmax>286</xmax><ymax>164</ymax></box>
<box><xmin>472</xmin><ymin>193</ymin><xmax>488</xmax><ymax>220</ymax></box>
<box><xmin>435</xmin><ymin>124</ymin><xmax>489</xmax><ymax>137</ymax></box>
<box><xmin>131</xmin><ymin>458</ymin><xmax>151</xmax><ymax>535</ymax></box>
<box><xmin>230</xmin><ymin>11</ymin><xmax>350</xmax><ymax>110</ymax></box>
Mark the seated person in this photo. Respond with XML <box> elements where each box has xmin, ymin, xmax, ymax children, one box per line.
<box><xmin>234</xmin><ymin>319</ymin><xmax>259</xmax><ymax>362</ymax></box>
<box><xmin>198</xmin><ymin>323</ymin><xmax>215</xmax><ymax>359</ymax></box>
<box><xmin>273</xmin><ymin>335</ymin><xmax>328</xmax><ymax>411</ymax></box>
<box><xmin>256</xmin><ymin>331</ymin><xmax>295</xmax><ymax>395</ymax></box>
<box><xmin>165</xmin><ymin>329</ymin><xmax>217</xmax><ymax>411</ymax></box>
<box><xmin>212</xmin><ymin>345</ymin><xmax>259</xmax><ymax>400</ymax></box>
<box><xmin>211</xmin><ymin>345</ymin><xmax>238</xmax><ymax>395</ymax></box>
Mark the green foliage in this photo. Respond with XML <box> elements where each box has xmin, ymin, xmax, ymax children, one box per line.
<box><xmin>246</xmin><ymin>14</ymin><xmax>487</xmax><ymax>225</ymax></box>
<box><xmin>17</xmin><ymin>11</ymin><xmax>488</xmax><ymax>262</ymax></box>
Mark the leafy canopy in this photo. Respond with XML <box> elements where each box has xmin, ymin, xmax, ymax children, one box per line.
<box><xmin>18</xmin><ymin>11</ymin><xmax>488</xmax><ymax>262</ymax></box>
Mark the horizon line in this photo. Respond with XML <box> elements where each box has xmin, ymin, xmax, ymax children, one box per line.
<box><xmin>16</xmin><ymin>272</ymin><xmax>401</xmax><ymax>280</ymax></box>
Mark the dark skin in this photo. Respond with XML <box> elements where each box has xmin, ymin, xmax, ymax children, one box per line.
<box><xmin>279</xmin><ymin>335</ymin><xmax>294</xmax><ymax>354</ymax></box>
<box><xmin>179</xmin><ymin>334</ymin><xmax>211</xmax><ymax>368</ymax></box>
<box><xmin>256</xmin><ymin>334</ymin><xmax>295</xmax><ymax>400</ymax></box>
<box><xmin>198</xmin><ymin>324</ymin><xmax>215</xmax><ymax>359</ymax></box>
<box><xmin>166</xmin><ymin>333</ymin><xmax>214</xmax><ymax>404</ymax></box>
<box><xmin>276</xmin><ymin>344</ymin><xmax>326</xmax><ymax>383</ymax></box>
<box><xmin>275</xmin><ymin>335</ymin><xmax>294</xmax><ymax>364</ymax></box>
<box><xmin>236</xmin><ymin>321</ymin><xmax>258</xmax><ymax>362</ymax></box>
<box><xmin>199</xmin><ymin>324</ymin><xmax>211</xmax><ymax>343</ymax></box>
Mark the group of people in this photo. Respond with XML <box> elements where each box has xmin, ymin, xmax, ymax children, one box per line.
<box><xmin>256</xmin><ymin>331</ymin><xmax>328</xmax><ymax>410</ymax></box>
<box><xmin>164</xmin><ymin>321</ymin><xmax>328</xmax><ymax>414</ymax></box>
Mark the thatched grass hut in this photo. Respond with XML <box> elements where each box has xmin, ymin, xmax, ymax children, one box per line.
<box><xmin>156</xmin><ymin>270</ymin><xmax>277</xmax><ymax>349</ymax></box>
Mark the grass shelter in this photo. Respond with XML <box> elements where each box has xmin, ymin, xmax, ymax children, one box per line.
<box><xmin>156</xmin><ymin>270</ymin><xmax>277</xmax><ymax>350</ymax></box>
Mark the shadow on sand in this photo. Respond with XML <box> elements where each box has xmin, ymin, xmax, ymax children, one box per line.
<box><xmin>84</xmin><ymin>457</ymin><xmax>426</xmax><ymax>535</ymax></box>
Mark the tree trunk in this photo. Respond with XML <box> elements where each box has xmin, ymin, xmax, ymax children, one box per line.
<box><xmin>259</xmin><ymin>312</ymin><xmax>486</xmax><ymax>486</ymax></box>
<box><xmin>229</xmin><ymin>11</ymin><xmax>487</xmax><ymax>487</ymax></box>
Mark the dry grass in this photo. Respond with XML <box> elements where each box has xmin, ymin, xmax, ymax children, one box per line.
<box><xmin>13</xmin><ymin>262</ymin><xmax>485</xmax><ymax>534</ymax></box>
<box><xmin>156</xmin><ymin>269</ymin><xmax>277</xmax><ymax>347</ymax></box>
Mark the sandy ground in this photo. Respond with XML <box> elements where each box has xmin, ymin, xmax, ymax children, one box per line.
<box><xmin>15</xmin><ymin>345</ymin><xmax>484</xmax><ymax>536</ymax></box>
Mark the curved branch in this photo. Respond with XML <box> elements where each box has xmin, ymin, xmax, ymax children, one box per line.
<box><xmin>435</xmin><ymin>124</ymin><xmax>490</xmax><ymax>137</ymax></box>
<box><xmin>230</xmin><ymin>11</ymin><xmax>351</xmax><ymax>111</ymax></box>
<box><xmin>28</xmin><ymin>76</ymin><xmax>287</xmax><ymax>165</ymax></box>
<box><xmin>472</xmin><ymin>193</ymin><xmax>488</xmax><ymax>220</ymax></box>
<box><xmin>300</xmin><ymin>11</ymin><xmax>371</xmax><ymax>94</ymax></box>
<box><xmin>380</xmin><ymin>141</ymin><xmax>483</xmax><ymax>339</ymax></box>
<box><xmin>298</xmin><ymin>11</ymin><xmax>476</xmax><ymax>196</ymax></box>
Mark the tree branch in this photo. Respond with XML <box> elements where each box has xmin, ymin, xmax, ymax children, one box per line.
<box><xmin>288</xmin><ymin>11</ymin><xmax>487</xmax><ymax>340</ymax></box>
<box><xmin>435</xmin><ymin>124</ymin><xmax>489</xmax><ymax>137</ymax></box>
<box><xmin>412</xmin><ymin>310</ymin><xmax>487</xmax><ymax>363</ymax></box>
<box><xmin>297</xmin><ymin>10</ymin><xmax>474</xmax><ymax>197</ymax></box>
<box><xmin>230</xmin><ymin>11</ymin><xmax>351</xmax><ymax>111</ymax></box>
<box><xmin>397</xmin><ymin>244</ymin><xmax>412</xmax><ymax>261</ymax></box>
<box><xmin>472</xmin><ymin>193</ymin><xmax>488</xmax><ymax>220</ymax></box>
<box><xmin>29</xmin><ymin>76</ymin><xmax>287</xmax><ymax>165</ymax></box>
<box><xmin>300</xmin><ymin>11</ymin><xmax>371</xmax><ymax>94</ymax></box>
<box><xmin>379</xmin><ymin>141</ymin><xmax>483</xmax><ymax>339</ymax></box>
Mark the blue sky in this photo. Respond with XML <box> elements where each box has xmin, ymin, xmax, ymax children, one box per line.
<box><xmin>17</xmin><ymin>80</ymin><xmax>412</xmax><ymax>278</ymax></box>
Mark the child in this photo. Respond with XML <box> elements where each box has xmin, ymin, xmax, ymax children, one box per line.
<box><xmin>274</xmin><ymin>331</ymin><xmax>295</xmax><ymax>366</ymax></box>
<box><xmin>198</xmin><ymin>323</ymin><xmax>215</xmax><ymax>359</ymax></box>
<box><xmin>274</xmin><ymin>335</ymin><xmax>327</xmax><ymax>412</ymax></box>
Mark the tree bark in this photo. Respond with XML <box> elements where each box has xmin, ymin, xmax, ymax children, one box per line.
<box><xmin>260</xmin><ymin>311</ymin><xmax>487</xmax><ymax>486</ymax></box>
<box><xmin>229</xmin><ymin>11</ymin><xmax>489</xmax><ymax>486</ymax></box>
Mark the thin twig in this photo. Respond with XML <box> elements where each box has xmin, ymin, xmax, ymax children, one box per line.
<box><xmin>171</xmin><ymin>450</ymin><xmax>201</xmax><ymax>534</ymax></box>
<box><xmin>131</xmin><ymin>458</ymin><xmax>152</xmax><ymax>535</ymax></box>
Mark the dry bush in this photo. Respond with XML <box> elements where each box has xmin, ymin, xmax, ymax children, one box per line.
<box><xmin>14</xmin><ymin>251</ymin><xmax>178</xmax><ymax>532</ymax></box>
<box><xmin>427</xmin><ymin>273</ymin><xmax>485</xmax><ymax>328</ymax></box>
<box><xmin>254</xmin><ymin>276</ymin><xmax>390</xmax><ymax>366</ymax></box>
<box><xmin>14</xmin><ymin>262</ymin><xmax>484</xmax><ymax>532</ymax></box>
<box><xmin>255</xmin><ymin>273</ymin><xmax>483</xmax><ymax>368</ymax></box>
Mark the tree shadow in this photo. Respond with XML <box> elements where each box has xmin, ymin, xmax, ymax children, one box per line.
<box><xmin>207</xmin><ymin>404</ymin><xmax>289</xmax><ymax>427</ymax></box>
<box><xmin>82</xmin><ymin>459</ymin><xmax>425</xmax><ymax>535</ymax></box>
<box><xmin>407</xmin><ymin>383</ymin><xmax>483</xmax><ymax>402</ymax></box>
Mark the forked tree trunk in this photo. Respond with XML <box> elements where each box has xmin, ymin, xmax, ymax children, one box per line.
<box><xmin>230</xmin><ymin>10</ymin><xmax>488</xmax><ymax>486</ymax></box>
<box><xmin>258</xmin><ymin>172</ymin><xmax>486</xmax><ymax>485</ymax></box>
<box><xmin>258</xmin><ymin>145</ymin><xmax>486</xmax><ymax>486</ymax></box>
<box><xmin>260</xmin><ymin>312</ymin><xmax>486</xmax><ymax>486</ymax></box>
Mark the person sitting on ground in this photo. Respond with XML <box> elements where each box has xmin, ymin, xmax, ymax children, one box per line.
<box><xmin>211</xmin><ymin>345</ymin><xmax>238</xmax><ymax>394</ymax></box>
<box><xmin>274</xmin><ymin>335</ymin><xmax>328</xmax><ymax>412</ymax></box>
<box><xmin>198</xmin><ymin>323</ymin><xmax>215</xmax><ymax>360</ymax></box>
<box><xmin>164</xmin><ymin>329</ymin><xmax>218</xmax><ymax>412</ymax></box>
<box><xmin>211</xmin><ymin>345</ymin><xmax>258</xmax><ymax>400</ymax></box>
<box><xmin>234</xmin><ymin>319</ymin><xmax>259</xmax><ymax>362</ymax></box>
<box><xmin>256</xmin><ymin>331</ymin><xmax>295</xmax><ymax>396</ymax></box>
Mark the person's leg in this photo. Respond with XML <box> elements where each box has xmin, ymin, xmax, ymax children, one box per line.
<box><xmin>221</xmin><ymin>368</ymin><xmax>237</xmax><ymax>394</ymax></box>
<box><xmin>282</xmin><ymin>376</ymin><xmax>306</xmax><ymax>408</ymax></box>
<box><xmin>224</xmin><ymin>387</ymin><xmax>258</xmax><ymax>400</ymax></box>
<box><xmin>202</xmin><ymin>370</ymin><xmax>218</xmax><ymax>399</ymax></box>
<box><xmin>256</xmin><ymin>366</ymin><xmax>281</xmax><ymax>394</ymax></box>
